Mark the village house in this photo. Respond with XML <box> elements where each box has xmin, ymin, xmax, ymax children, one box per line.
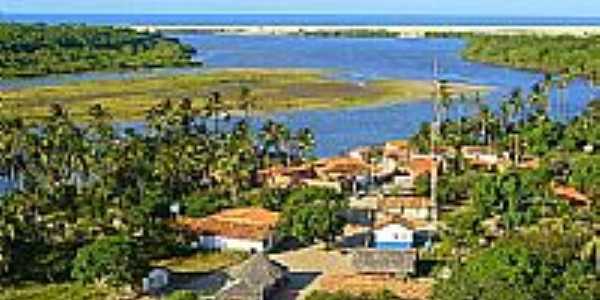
<box><xmin>405</xmin><ymin>156</ymin><xmax>438</xmax><ymax>183</ymax></box>
<box><xmin>553</xmin><ymin>184</ymin><xmax>591</xmax><ymax>208</ymax></box>
<box><xmin>348</xmin><ymin>146</ymin><xmax>373</xmax><ymax>163</ymax></box>
<box><xmin>176</xmin><ymin>208</ymin><xmax>281</xmax><ymax>253</ymax></box>
<box><xmin>461</xmin><ymin>145</ymin><xmax>500</xmax><ymax>170</ymax></box>
<box><xmin>216</xmin><ymin>253</ymin><xmax>288</xmax><ymax>300</ymax></box>
<box><xmin>351</xmin><ymin>249</ymin><xmax>418</xmax><ymax>276</ymax></box>
<box><xmin>372</xmin><ymin>223</ymin><xmax>415</xmax><ymax>251</ymax></box>
<box><xmin>347</xmin><ymin>195</ymin><xmax>378</xmax><ymax>225</ymax></box>
<box><xmin>257</xmin><ymin>164</ymin><xmax>315</xmax><ymax>189</ymax></box>
<box><xmin>378</xmin><ymin>196</ymin><xmax>435</xmax><ymax>221</ymax></box>
<box><xmin>314</xmin><ymin>156</ymin><xmax>372</xmax><ymax>180</ymax></box>
<box><xmin>313</xmin><ymin>156</ymin><xmax>373</xmax><ymax>194</ymax></box>
<box><xmin>142</xmin><ymin>268</ymin><xmax>171</xmax><ymax>294</ymax></box>
<box><xmin>383</xmin><ymin>140</ymin><xmax>412</xmax><ymax>170</ymax></box>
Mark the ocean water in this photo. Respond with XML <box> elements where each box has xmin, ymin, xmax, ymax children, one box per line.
<box><xmin>4</xmin><ymin>14</ymin><xmax>600</xmax><ymax>26</ymax></box>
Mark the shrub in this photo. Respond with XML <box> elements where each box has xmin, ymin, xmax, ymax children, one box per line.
<box><xmin>71</xmin><ymin>235</ymin><xmax>148</xmax><ymax>287</ymax></box>
<box><xmin>166</xmin><ymin>290</ymin><xmax>198</xmax><ymax>300</ymax></box>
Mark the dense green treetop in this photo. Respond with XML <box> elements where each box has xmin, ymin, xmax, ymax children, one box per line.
<box><xmin>463</xmin><ymin>34</ymin><xmax>600</xmax><ymax>81</ymax></box>
<box><xmin>433</xmin><ymin>225</ymin><xmax>599</xmax><ymax>300</ymax></box>
<box><xmin>0</xmin><ymin>23</ymin><xmax>196</xmax><ymax>77</ymax></box>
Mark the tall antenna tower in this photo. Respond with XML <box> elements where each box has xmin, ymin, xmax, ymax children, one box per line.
<box><xmin>430</xmin><ymin>57</ymin><xmax>440</xmax><ymax>222</ymax></box>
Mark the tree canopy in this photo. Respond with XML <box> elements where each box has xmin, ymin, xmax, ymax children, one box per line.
<box><xmin>433</xmin><ymin>225</ymin><xmax>599</xmax><ymax>300</ymax></box>
<box><xmin>463</xmin><ymin>34</ymin><xmax>600</xmax><ymax>82</ymax></box>
<box><xmin>0</xmin><ymin>23</ymin><xmax>196</xmax><ymax>77</ymax></box>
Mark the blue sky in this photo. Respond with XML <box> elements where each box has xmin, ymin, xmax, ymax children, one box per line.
<box><xmin>2</xmin><ymin>0</ymin><xmax>599</xmax><ymax>16</ymax></box>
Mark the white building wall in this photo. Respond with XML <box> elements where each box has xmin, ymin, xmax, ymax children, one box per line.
<box><xmin>385</xmin><ymin>207</ymin><xmax>431</xmax><ymax>220</ymax></box>
<box><xmin>197</xmin><ymin>235</ymin><xmax>272</xmax><ymax>253</ymax></box>
<box><xmin>403</xmin><ymin>207</ymin><xmax>431</xmax><ymax>220</ymax></box>
<box><xmin>374</xmin><ymin>224</ymin><xmax>414</xmax><ymax>244</ymax></box>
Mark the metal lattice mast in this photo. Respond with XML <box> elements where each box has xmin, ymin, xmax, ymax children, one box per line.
<box><xmin>430</xmin><ymin>57</ymin><xmax>440</xmax><ymax>222</ymax></box>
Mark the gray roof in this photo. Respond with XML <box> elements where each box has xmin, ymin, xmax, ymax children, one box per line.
<box><xmin>217</xmin><ymin>254</ymin><xmax>287</xmax><ymax>300</ymax></box>
<box><xmin>227</xmin><ymin>253</ymin><xmax>286</xmax><ymax>287</ymax></box>
<box><xmin>352</xmin><ymin>249</ymin><xmax>417</xmax><ymax>274</ymax></box>
<box><xmin>216</xmin><ymin>280</ymin><xmax>262</xmax><ymax>300</ymax></box>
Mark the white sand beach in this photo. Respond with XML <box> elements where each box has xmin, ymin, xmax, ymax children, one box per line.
<box><xmin>131</xmin><ymin>25</ymin><xmax>600</xmax><ymax>37</ymax></box>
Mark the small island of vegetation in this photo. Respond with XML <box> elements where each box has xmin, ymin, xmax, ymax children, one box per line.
<box><xmin>0</xmin><ymin>23</ymin><xmax>197</xmax><ymax>78</ymax></box>
<box><xmin>0</xmin><ymin>68</ymin><xmax>487</xmax><ymax>121</ymax></box>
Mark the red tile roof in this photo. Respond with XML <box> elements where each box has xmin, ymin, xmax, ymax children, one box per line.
<box><xmin>379</xmin><ymin>196</ymin><xmax>434</xmax><ymax>210</ymax></box>
<box><xmin>176</xmin><ymin>208</ymin><xmax>281</xmax><ymax>240</ymax></box>
<box><xmin>315</xmin><ymin>157</ymin><xmax>371</xmax><ymax>176</ymax></box>
<box><xmin>408</xmin><ymin>157</ymin><xmax>436</xmax><ymax>178</ymax></box>
<box><xmin>319</xmin><ymin>274</ymin><xmax>432</xmax><ymax>300</ymax></box>
<box><xmin>553</xmin><ymin>185</ymin><xmax>590</xmax><ymax>207</ymax></box>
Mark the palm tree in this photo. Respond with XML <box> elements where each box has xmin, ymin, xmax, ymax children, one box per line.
<box><xmin>239</xmin><ymin>85</ymin><xmax>256</xmax><ymax>121</ymax></box>
<box><xmin>204</xmin><ymin>91</ymin><xmax>230</xmax><ymax>134</ymax></box>
<box><xmin>291</xmin><ymin>128</ymin><xmax>315</xmax><ymax>163</ymax></box>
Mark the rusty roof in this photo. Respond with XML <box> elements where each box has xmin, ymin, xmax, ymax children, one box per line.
<box><xmin>176</xmin><ymin>208</ymin><xmax>280</xmax><ymax>240</ymax></box>
<box><xmin>379</xmin><ymin>196</ymin><xmax>434</xmax><ymax>210</ymax></box>
<box><xmin>553</xmin><ymin>185</ymin><xmax>590</xmax><ymax>206</ymax></box>
<box><xmin>315</xmin><ymin>156</ymin><xmax>371</xmax><ymax>176</ymax></box>
<box><xmin>319</xmin><ymin>274</ymin><xmax>431</xmax><ymax>300</ymax></box>
<box><xmin>407</xmin><ymin>157</ymin><xmax>437</xmax><ymax>177</ymax></box>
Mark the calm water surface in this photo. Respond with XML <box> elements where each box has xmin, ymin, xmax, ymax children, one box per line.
<box><xmin>178</xmin><ymin>35</ymin><xmax>598</xmax><ymax>156</ymax></box>
<box><xmin>2</xmin><ymin>34</ymin><xmax>598</xmax><ymax>157</ymax></box>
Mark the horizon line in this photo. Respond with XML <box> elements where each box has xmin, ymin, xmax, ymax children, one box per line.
<box><xmin>2</xmin><ymin>12</ymin><xmax>600</xmax><ymax>18</ymax></box>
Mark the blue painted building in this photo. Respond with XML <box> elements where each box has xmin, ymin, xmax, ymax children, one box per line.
<box><xmin>373</xmin><ymin>223</ymin><xmax>414</xmax><ymax>251</ymax></box>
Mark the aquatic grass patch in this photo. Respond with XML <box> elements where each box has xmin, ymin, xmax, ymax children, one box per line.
<box><xmin>0</xmin><ymin>68</ymin><xmax>488</xmax><ymax>122</ymax></box>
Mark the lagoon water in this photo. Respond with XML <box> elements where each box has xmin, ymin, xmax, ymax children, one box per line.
<box><xmin>175</xmin><ymin>34</ymin><xmax>598</xmax><ymax>156</ymax></box>
<box><xmin>2</xmin><ymin>15</ymin><xmax>599</xmax><ymax>156</ymax></box>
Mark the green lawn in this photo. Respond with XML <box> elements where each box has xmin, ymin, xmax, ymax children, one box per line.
<box><xmin>152</xmin><ymin>251</ymin><xmax>249</xmax><ymax>273</ymax></box>
<box><xmin>0</xmin><ymin>68</ymin><xmax>488</xmax><ymax>122</ymax></box>
<box><xmin>0</xmin><ymin>283</ymin><xmax>120</xmax><ymax>300</ymax></box>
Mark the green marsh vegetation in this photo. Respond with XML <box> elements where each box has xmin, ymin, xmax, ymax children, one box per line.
<box><xmin>0</xmin><ymin>23</ymin><xmax>196</xmax><ymax>78</ymax></box>
<box><xmin>0</xmin><ymin>68</ymin><xmax>487</xmax><ymax>122</ymax></box>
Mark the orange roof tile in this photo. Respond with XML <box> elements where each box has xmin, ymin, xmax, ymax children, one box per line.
<box><xmin>318</xmin><ymin>274</ymin><xmax>432</xmax><ymax>300</ymax></box>
<box><xmin>408</xmin><ymin>158</ymin><xmax>436</xmax><ymax>178</ymax></box>
<box><xmin>379</xmin><ymin>196</ymin><xmax>434</xmax><ymax>210</ymax></box>
<box><xmin>316</xmin><ymin>156</ymin><xmax>371</xmax><ymax>176</ymax></box>
<box><xmin>553</xmin><ymin>185</ymin><xmax>590</xmax><ymax>206</ymax></box>
<box><xmin>518</xmin><ymin>158</ymin><xmax>540</xmax><ymax>170</ymax></box>
<box><xmin>176</xmin><ymin>208</ymin><xmax>280</xmax><ymax>240</ymax></box>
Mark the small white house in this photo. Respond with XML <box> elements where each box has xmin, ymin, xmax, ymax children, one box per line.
<box><xmin>143</xmin><ymin>268</ymin><xmax>170</xmax><ymax>293</ymax></box>
<box><xmin>177</xmin><ymin>208</ymin><xmax>281</xmax><ymax>253</ymax></box>
<box><xmin>198</xmin><ymin>233</ymin><xmax>276</xmax><ymax>253</ymax></box>
<box><xmin>373</xmin><ymin>223</ymin><xmax>414</xmax><ymax>251</ymax></box>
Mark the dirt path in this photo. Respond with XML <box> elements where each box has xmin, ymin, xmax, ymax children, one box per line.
<box><xmin>270</xmin><ymin>243</ymin><xmax>356</xmax><ymax>299</ymax></box>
